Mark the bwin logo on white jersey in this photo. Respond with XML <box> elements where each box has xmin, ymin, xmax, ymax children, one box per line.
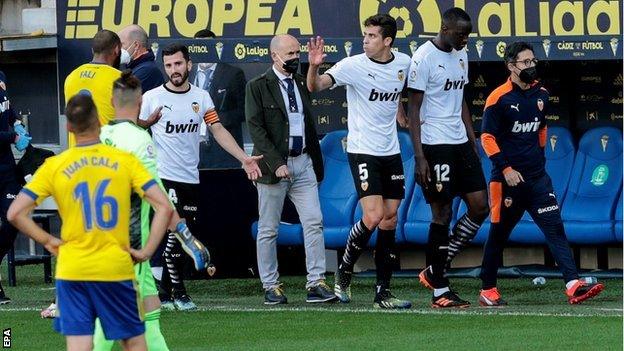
<box><xmin>368</xmin><ymin>88</ymin><xmax>402</xmax><ymax>102</ymax></box>
<box><xmin>511</xmin><ymin>117</ymin><xmax>540</xmax><ymax>133</ymax></box>
<box><xmin>165</xmin><ymin>120</ymin><xmax>199</xmax><ymax>134</ymax></box>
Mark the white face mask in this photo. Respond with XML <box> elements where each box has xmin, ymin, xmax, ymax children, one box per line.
<box><xmin>120</xmin><ymin>48</ymin><xmax>131</xmax><ymax>65</ymax></box>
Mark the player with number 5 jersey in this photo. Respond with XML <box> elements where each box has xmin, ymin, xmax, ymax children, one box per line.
<box><xmin>307</xmin><ymin>14</ymin><xmax>412</xmax><ymax>309</ymax></box>
<box><xmin>7</xmin><ymin>94</ymin><xmax>173</xmax><ymax>351</ymax></box>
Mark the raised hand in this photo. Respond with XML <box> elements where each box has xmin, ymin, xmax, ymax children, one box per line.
<box><xmin>308</xmin><ymin>36</ymin><xmax>327</xmax><ymax>67</ymax></box>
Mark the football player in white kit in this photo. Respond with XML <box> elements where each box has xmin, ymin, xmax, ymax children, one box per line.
<box><xmin>307</xmin><ymin>14</ymin><xmax>411</xmax><ymax>309</ymax></box>
<box><xmin>140</xmin><ymin>44</ymin><xmax>262</xmax><ymax>310</ymax></box>
<box><xmin>407</xmin><ymin>8</ymin><xmax>489</xmax><ymax>308</ymax></box>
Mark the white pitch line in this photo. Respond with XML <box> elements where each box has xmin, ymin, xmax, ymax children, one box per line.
<box><xmin>3</xmin><ymin>306</ymin><xmax>619</xmax><ymax>318</ymax></box>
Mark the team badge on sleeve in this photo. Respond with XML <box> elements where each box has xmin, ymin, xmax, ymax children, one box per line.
<box><xmin>191</xmin><ymin>102</ymin><xmax>200</xmax><ymax>114</ymax></box>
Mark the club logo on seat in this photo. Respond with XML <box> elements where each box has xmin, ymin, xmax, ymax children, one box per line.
<box><xmin>550</xmin><ymin>135</ymin><xmax>558</xmax><ymax>151</ymax></box>
<box><xmin>591</xmin><ymin>164</ymin><xmax>609</xmax><ymax>186</ymax></box>
<box><xmin>601</xmin><ymin>135</ymin><xmax>609</xmax><ymax>152</ymax></box>
<box><xmin>504</xmin><ymin>197</ymin><xmax>513</xmax><ymax>207</ymax></box>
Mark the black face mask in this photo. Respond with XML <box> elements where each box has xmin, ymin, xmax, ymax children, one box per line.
<box><xmin>282</xmin><ymin>57</ymin><xmax>300</xmax><ymax>74</ymax></box>
<box><xmin>519</xmin><ymin>66</ymin><xmax>537</xmax><ymax>84</ymax></box>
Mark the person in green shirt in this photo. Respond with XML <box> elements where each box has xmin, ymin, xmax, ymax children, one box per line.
<box><xmin>93</xmin><ymin>70</ymin><xmax>213</xmax><ymax>351</ymax></box>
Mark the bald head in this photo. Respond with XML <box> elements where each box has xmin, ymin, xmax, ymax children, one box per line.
<box><xmin>270</xmin><ymin>34</ymin><xmax>300</xmax><ymax>75</ymax></box>
<box><xmin>270</xmin><ymin>34</ymin><xmax>298</xmax><ymax>53</ymax></box>
<box><xmin>118</xmin><ymin>25</ymin><xmax>148</xmax><ymax>62</ymax></box>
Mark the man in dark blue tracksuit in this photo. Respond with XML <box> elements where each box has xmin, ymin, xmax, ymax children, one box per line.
<box><xmin>477</xmin><ymin>42</ymin><xmax>604</xmax><ymax>306</ymax></box>
<box><xmin>0</xmin><ymin>71</ymin><xmax>31</xmax><ymax>304</ymax></box>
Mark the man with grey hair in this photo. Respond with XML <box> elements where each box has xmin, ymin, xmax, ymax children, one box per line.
<box><xmin>246</xmin><ymin>34</ymin><xmax>335</xmax><ymax>305</ymax></box>
<box><xmin>118</xmin><ymin>25</ymin><xmax>164</xmax><ymax>100</ymax></box>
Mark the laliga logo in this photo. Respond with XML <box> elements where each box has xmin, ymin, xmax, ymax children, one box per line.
<box><xmin>234</xmin><ymin>43</ymin><xmax>269</xmax><ymax>60</ymax></box>
<box><xmin>496</xmin><ymin>41</ymin><xmax>506</xmax><ymax>58</ymax></box>
<box><xmin>234</xmin><ymin>43</ymin><xmax>246</xmax><ymax>59</ymax></box>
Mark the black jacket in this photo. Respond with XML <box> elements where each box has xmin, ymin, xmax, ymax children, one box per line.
<box><xmin>245</xmin><ymin>68</ymin><xmax>323</xmax><ymax>184</ymax></box>
<box><xmin>190</xmin><ymin>63</ymin><xmax>247</xmax><ymax>169</ymax></box>
<box><xmin>128</xmin><ymin>50</ymin><xmax>165</xmax><ymax>94</ymax></box>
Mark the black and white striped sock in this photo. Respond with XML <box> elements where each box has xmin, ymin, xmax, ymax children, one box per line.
<box><xmin>446</xmin><ymin>214</ymin><xmax>480</xmax><ymax>265</ymax></box>
<box><xmin>341</xmin><ymin>220</ymin><xmax>374</xmax><ymax>270</ymax></box>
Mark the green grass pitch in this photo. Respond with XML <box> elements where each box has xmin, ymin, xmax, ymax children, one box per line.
<box><xmin>1</xmin><ymin>264</ymin><xmax>622</xmax><ymax>350</ymax></box>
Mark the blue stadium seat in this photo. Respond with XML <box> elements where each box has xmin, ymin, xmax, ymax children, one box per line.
<box><xmin>454</xmin><ymin>140</ymin><xmax>492</xmax><ymax>245</ymax></box>
<box><xmin>319</xmin><ymin>131</ymin><xmax>360</xmax><ymax>249</ymax></box>
<box><xmin>251</xmin><ymin>221</ymin><xmax>303</xmax><ymax>245</ymax></box>
<box><xmin>352</xmin><ymin>131</ymin><xmax>416</xmax><ymax>245</ymax></box>
<box><xmin>250</xmin><ymin>131</ymin><xmax>359</xmax><ymax>248</ymax></box>
<box><xmin>509</xmin><ymin>127</ymin><xmax>575</xmax><ymax>244</ymax></box>
<box><xmin>403</xmin><ymin>185</ymin><xmax>432</xmax><ymax>245</ymax></box>
<box><xmin>562</xmin><ymin>127</ymin><xmax>622</xmax><ymax>244</ymax></box>
<box><xmin>615</xmin><ymin>191</ymin><xmax>623</xmax><ymax>243</ymax></box>
<box><xmin>403</xmin><ymin>141</ymin><xmax>487</xmax><ymax>245</ymax></box>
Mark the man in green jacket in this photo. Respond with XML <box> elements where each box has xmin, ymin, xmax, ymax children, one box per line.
<box><xmin>246</xmin><ymin>34</ymin><xmax>335</xmax><ymax>305</ymax></box>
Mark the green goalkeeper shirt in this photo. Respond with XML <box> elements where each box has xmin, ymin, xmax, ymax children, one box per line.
<box><xmin>100</xmin><ymin>119</ymin><xmax>165</xmax><ymax>248</ymax></box>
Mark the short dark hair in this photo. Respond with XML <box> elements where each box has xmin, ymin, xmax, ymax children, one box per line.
<box><xmin>442</xmin><ymin>7</ymin><xmax>471</xmax><ymax>25</ymax></box>
<box><xmin>113</xmin><ymin>70</ymin><xmax>142</xmax><ymax>107</ymax></box>
<box><xmin>194</xmin><ymin>29</ymin><xmax>216</xmax><ymax>39</ymax></box>
<box><xmin>65</xmin><ymin>94</ymin><xmax>99</xmax><ymax>134</ymax></box>
<box><xmin>504</xmin><ymin>42</ymin><xmax>534</xmax><ymax>63</ymax></box>
<box><xmin>161</xmin><ymin>44</ymin><xmax>190</xmax><ymax>62</ymax></box>
<box><xmin>364</xmin><ymin>14</ymin><xmax>397</xmax><ymax>46</ymax></box>
<box><xmin>92</xmin><ymin>30</ymin><xmax>121</xmax><ymax>55</ymax></box>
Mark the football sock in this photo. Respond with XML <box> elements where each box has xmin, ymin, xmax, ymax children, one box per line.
<box><xmin>374</xmin><ymin>228</ymin><xmax>397</xmax><ymax>290</ymax></box>
<box><xmin>341</xmin><ymin>220</ymin><xmax>374</xmax><ymax>271</ymax></box>
<box><xmin>163</xmin><ymin>232</ymin><xmax>187</xmax><ymax>297</ymax></box>
<box><xmin>446</xmin><ymin>214</ymin><xmax>480</xmax><ymax>266</ymax></box>
<box><xmin>426</xmin><ymin>223</ymin><xmax>450</xmax><ymax>288</ymax></box>
<box><xmin>433</xmin><ymin>287</ymin><xmax>450</xmax><ymax>297</ymax></box>
<box><xmin>145</xmin><ymin>309</ymin><xmax>169</xmax><ymax>351</ymax></box>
